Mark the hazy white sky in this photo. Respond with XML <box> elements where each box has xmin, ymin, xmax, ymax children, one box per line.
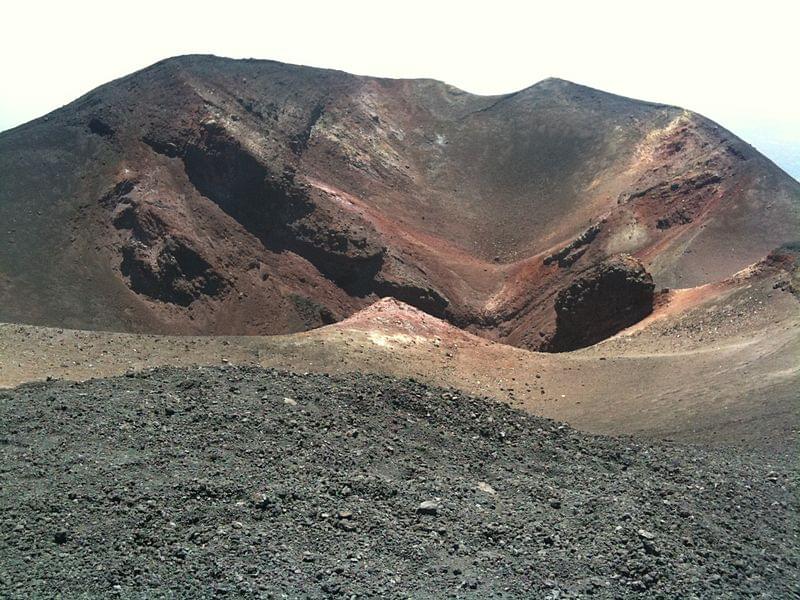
<box><xmin>2</xmin><ymin>0</ymin><xmax>798</xmax><ymax>179</ymax></box>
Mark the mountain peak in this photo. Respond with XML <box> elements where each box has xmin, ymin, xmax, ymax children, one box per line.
<box><xmin>0</xmin><ymin>58</ymin><xmax>796</xmax><ymax>351</ymax></box>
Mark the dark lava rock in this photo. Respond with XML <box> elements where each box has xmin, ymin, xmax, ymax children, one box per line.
<box><xmin>417</xmin><ymin>500</ymin><xmax>440</xmax><ymax>515</ymax></box>
<box><xmin>547</xmin><ymin>254</ymin><xmax>655</xmax><ymax>351</ymax></box>
<box><xmin>52</xmin><ymin>531</ymin><xmax>68</xmax><ymax>545</ymax></box>
<box><xmin>0</xmin><ymin>366</ymin><xmax>797</xmax><ymax>598</ymax></box>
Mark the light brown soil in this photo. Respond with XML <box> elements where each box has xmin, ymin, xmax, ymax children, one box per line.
<box><xmin>3</xmin><ymin>257</ymin><xmax>796</xmax><ymax>449</ymax></box>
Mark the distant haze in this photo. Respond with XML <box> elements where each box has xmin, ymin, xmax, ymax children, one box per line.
<box><xmin>2</xmin><ymin>0</ymin><xmax>797</xmax><ymax>180</ymax></box>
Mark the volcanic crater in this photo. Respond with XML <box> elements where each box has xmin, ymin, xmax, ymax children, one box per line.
<box><xmin>1</xmin><ymin>55</ymin><xmax>800</xmax><ymax>598</ymax></box>
<box><xmin>2</xmin><ymin>55</ymin><xmax>797</xmax><ymax>351</ymax></box>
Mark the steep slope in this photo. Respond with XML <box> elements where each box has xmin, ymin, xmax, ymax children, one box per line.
<box><xmin>1</xmin><ymin>55</ymin><xmax>797</xmax><ymax>349</ymax></box>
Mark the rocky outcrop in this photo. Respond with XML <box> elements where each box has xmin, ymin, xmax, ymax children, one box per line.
<box><xmin>99</xmin><ymin>178</ymin><xmax>228</xmax><ymax>307</ymax></box>
<box><xmin>144</xmin><ymin>121</ymin><xmax>446</xmax><ymax>307</ymax></box>
<box><xmin>545</xmin><ymin>255</ymin><xmax>655</xmax><ymax>352</ymax></box>
<box><xmin>761</xmin><ymin>243</ymin><xmax>800</xmax><ymax>299</ymax></box>
<box><xmin>120</xmin><ymin>237</ymin><xmax>227</xmax><ymax>307</ymax></box>
<box><xmin>543</xmin><ymin>222</ymin><xmax>603</xmax><ymax>268</ymax></box>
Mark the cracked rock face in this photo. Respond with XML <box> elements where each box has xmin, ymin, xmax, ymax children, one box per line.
<box><xmin>546</xmin><ymin>254</ymin><xmax>655</xmax><ymax>352</ymax></box>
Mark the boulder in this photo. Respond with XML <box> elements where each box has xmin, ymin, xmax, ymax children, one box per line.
<box><xmin>546</xmin><ymin>254</ymin><xmax>655</xmax><ymax>352</ymax></box>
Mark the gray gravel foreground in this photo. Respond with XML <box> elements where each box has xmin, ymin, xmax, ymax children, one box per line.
<box><xmin>0</xmin><ymin>366</ymin><xmax>797</xmax><ymax>598</ymax></box>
